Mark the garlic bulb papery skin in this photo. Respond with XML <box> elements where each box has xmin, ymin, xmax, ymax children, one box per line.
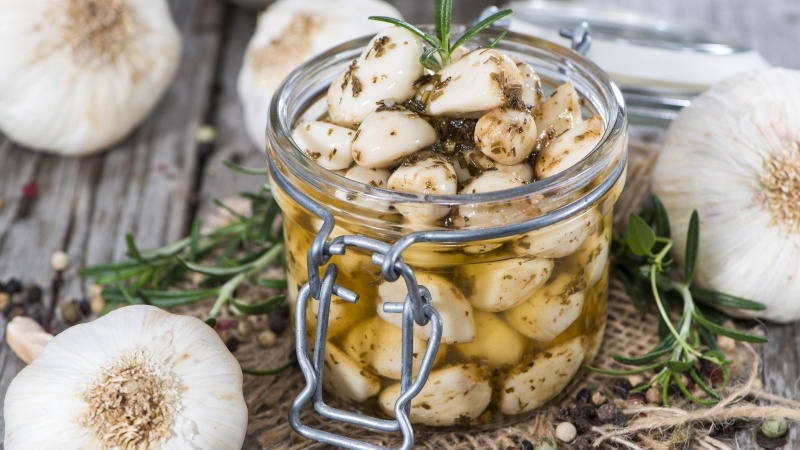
<box><xmin>0</xmin><ymin>0</ymin><xmax>181</xmax><ymax>156</ymax></box>
<box><xmin>652</xmin><ymin>68</ymin><xmax>800</xmax><ymax>322</ymax></box>
<box><xmin>237</xmin><ymin>0</ymin><xmax>401</xmax><ymax>152</ymax></box>
<box><xmin>3</xmin><ymin>305</ymin><xmax>247</xmax><ymax>449</ymax></box>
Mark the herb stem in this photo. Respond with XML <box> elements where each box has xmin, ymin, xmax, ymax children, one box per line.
<box><xmin>208</xmin><ymin>243</ymin><xmax>285</xmax><ymax>320</ymax></box>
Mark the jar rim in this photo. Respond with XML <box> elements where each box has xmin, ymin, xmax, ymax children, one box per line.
<box><xmin>267</xmin><ymin>26</ymin><xmax>627</xmax><ymax>210</ymax></box>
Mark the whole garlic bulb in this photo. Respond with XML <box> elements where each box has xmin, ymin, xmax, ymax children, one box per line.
<box><xmin>0</xmin><ymin>0</ymin><xmax>181</xmax><ymax>156</ymax></box>
<box><xmin>652</xmin><ymin>68</ymin><xmax>800</xmax><ymax>322</ymax></box>
<box><xmin>237</xmin><ymin>0</ymin><xmax>401</xmax><ymax>152</ymax></box>
<box><xmin>4</xmin><ymin>305</ymin><xmax>247</xmax><ymax>449</ymax></box>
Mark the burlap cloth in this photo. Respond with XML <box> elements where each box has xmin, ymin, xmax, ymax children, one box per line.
<box><xmin>225</xmin><ymin>134</ymin><xmax>793</xmax><ymax>449</ymax></box>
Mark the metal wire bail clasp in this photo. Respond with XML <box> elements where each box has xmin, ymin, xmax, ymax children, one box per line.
<box><xmin>269</xmin><ymin>160</ymin><xmax>443</xmax><ymax>450</ymax></box>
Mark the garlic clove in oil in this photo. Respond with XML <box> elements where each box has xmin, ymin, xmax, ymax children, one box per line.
<box><xmin>534</xmin><ymin>81</ymin><xmax>582</xmax><ymax>148</ymax></box>
<box><xmin>652</xmin><ymin>68</ymin><xmax>800</xmax><ymax>322</ymax></box>
<box><xmin>237</xmin><ymin>0</ymin><xmax>401</xmax><ymax>151</ymax></box>
<box><xmin>292</xmin><ymin>121</ymin><xmax>355</xmax><ymax>171</ymax></box>
<box><xmin>504</xmin><ymin>273</ymin><xmax>586</xmax><ymax>342</ymax></box>
<box><xmin>378</xmin><ymin>364</ymin><xmax>491</xmax><ymax>426</ymax></box>
<box><xmin>535</xmin><ymin>115</ymin><xmax>604</xmax><ymax>179</ymax></box>
<box><xmin>0</xmin><ymin>0</ymin><xmax>181</xmax><ymax>156</ymax></box>
<box><xmin>377</xmin><ymin>272</ymin><xmax>475</xmax><ymax>344</ymax></box>
<box><xmin>498</xmin><ymin>337</ymin><xmax>586</xmax><ymax>414</ymax></box>
<box><xmin>3</xmin><ymin>305</ymin><xmax>247</xmax><ymax>449</ymax></box>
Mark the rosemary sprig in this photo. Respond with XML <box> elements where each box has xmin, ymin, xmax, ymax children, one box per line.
<box><xmin>586</xmin><ymin>195</ymin><xmax>768</xmax><ymax>405</ymax></box>
<box><xmin>370</xmin><ymin>0</ymin><xmax>512</xmax><ymax>71</ymax></box>
<box><xmin>79</xmin><ymin>161</ymin><xmax>293</xmax><ymax>375</ymax></box>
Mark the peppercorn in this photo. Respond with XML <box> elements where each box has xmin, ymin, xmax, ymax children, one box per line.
<box><xmin>553</xmin><ymin>407</ymin><xmax>572</xmax><ymax>423</ymax></box>
<box><xmin>24</xmin><ymin>284</ymin><xmax>42</xmax><ymax>303</ymax></box>
<box><xmin>216</xmin><ymin>318</ymin><xmax>233</xmax><ymax>331</ymax></box>
<box><xmin>532</xmin><ymin>439</ymin><xmax>556</xmax><ymax>450</ymax></box>
<box><xmin>5</xmin><ymin>278</ymin><xmax>22</xmax><ymax>295</ymax></box>
<box><xmin>591</xmin><ymin>391</ymin><xmax>607</xmax><ymax>406</ymax></box>
<box><xmin>50</xmin><ymin>251</ymin><xmax>70</xmax><ymax>272</ymax></box>
<box><xmin>22</xmin><ymin>182</ymin><xmax>37</xmax><ymax>199</ymax></box>
<box><xmin>597</xmin><ymin>402</ymin><xmax>619</xmax><ymax>424</ymax></box>
<box><xmin>519</xmin><ymin>440</ymin><xmax>533</xmax><ymax>450</ymax></box>
<box><xmin>575</xmin><ymin>387</ymin><xmax>593</xmax><ymax>404</ymax></box>
<box><xmin>570</xmin><ymin>436</ymin><xmax>593</xmax><ymax>450</ymax></box>
<box><xmin>628</xmin><ymin>392</ymin><xmax>647</xmax><ymax>405</ymax></box>
<box><xmin>572</xmin><ymin>404</ymin><xmax>597</xmax><ymax>422</ymax></box>
<box><xmin>60</xmin><ymin>300</ymin><xmax>81</xmax><ymax>324</ymax></box>
<box><xmin>756</xmin><ymin>430</ymin><xmax>788</xmax><ymax>450</ymax></box>
<box><xmin>761</xmin><ymin>417</ymin><xmax>788</xmax><ymax>439</ymax></box>
<box><xmin>269</xmin><ymin>310</ymin><xmax>288</xmax><ymax>335</ymax></box>
<box><xmin>77</xmin><ymin>298</ymin><xmax>91</xmax><ymax>316</ymax></box>
<box><xmin>237</xmin><ymin>320</ymin><xmax>253</xmax><ymax>338</ymax></box>
<box><xmin>225</xmin><ymin>337</ymin><xmax>240</xmax><ymax>353</ymax></box>
<box><xmin>258</xmin><ymin>330</ymin><xmax>278</xmax><ymax>348</ymax></box>
<box><xmin>555</xmin><ymin>422</ymin><xmax>577</xmax><ymax>443</ymax></box>
<box><xmin>90</xmin><ymin>295</ymin><xmax>106</xmax><ymax>314</ymax></box>
<box><xmin>610</xmin><ymin>379</ymin><xmax>632</xmax><ymax>399</ymax></box>
<box><xmin>572</xmin><ymin>417</ymin><xmax>592</xmax><ymax>434</ymax></box>
<box><xmin>3</xmin><ymin>303</ymin><xmax>25</xmax><ymax>320</ymax></box>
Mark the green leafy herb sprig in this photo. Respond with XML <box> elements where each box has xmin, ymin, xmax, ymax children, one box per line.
<box><xmin>586</xmin><ymin>195</ymin><xmax>768</xmax><ymax>406</ymax></box>
<box><xmin>370</xmin><ymin>0</ymin><xmax>512</xmax><ymax>71</ymax></box>
<box><xmin>78</xmin><ymin>161</ymin><xmax>293</xmax><ymax>375</ymax></box>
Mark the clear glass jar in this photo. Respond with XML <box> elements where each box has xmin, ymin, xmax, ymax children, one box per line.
<box><xmin>266</xmin><ymin>28</ymin><xmax>627</xmax><ymax>430</ymax></box>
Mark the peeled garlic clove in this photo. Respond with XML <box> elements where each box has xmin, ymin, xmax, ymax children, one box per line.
<box><xmin>0</xmin><ymin>0</ymin><xmax>181</xmax><ymax>156</ymax></box>
<box><xmin>344</xmin><ymin>165</ymin><xmax>391</xmax><ymax>188</ymax></box>
<box><xmin>457</xmin><ymin>172</ymin><xmax>529</xmax><ymax>229</ymax></box>
<box><xmin>461</xmin><ymin>257</ymin><xmax>553</xmax><ymax>311</ymax></box>
<box><xmin>388</xmin><ymin>158</ymin><xmax>458</xmax><ymax>225</ymax></box>
<box><xmin>5</xmin><ymin>305</ymin><xmax>248</xmax><ymax>449</ymax></box>
<box><xmin>577</xmin><ymin>223</ymin><xmax>611</xmax><ymax>287</ymax></box>
<box><xmin>342</xmin><ymin>317</ymin><xmax>445</xmax><ymax>379</ymax></box>
<box><xmin>514</xmin><ymin>58</ymin><xmax>544</xmax><ymax>108</ymax></box>
<box><xmin>352</xmin><ymin>111</ymin><xmax>437</xmax><ymax>168</ymax></box>
<box><xmin>455</xmin><ymin>311</ymin><xmax>527</xmax><ymax>367</ymax></box>
<box><xmin>311</xmin><ymin>294</ymin><xmax>372</xmax><ymax>339</ymax></box>
<box><xmin>535</xmin><ymin>116</ymin><xmax>604</xmax><ymax>179</ymax></box>
<box><xmin>498</xmin><ymin>337</ymin><xmax>586</xmax><ymax>414</ymax></box>
<box><xmin>292</xmin><ymin>121</ymin><xmax>355</xmax><ymax>170</ymax></box>
<box><xmin>475</xmin><ymin>107</ymin><xmax>538</xmax><ymax>165</ymax></box>
<box><xmin>379</xmin><ymin>364</ymin><xmax>491</xmax><ymax>426</ymax></box>
<box><xmin>238</xmin><ymin>0</ymin><xmax>401</xmax><ymax>151</ymax></box>
<box><xmin>535</xmin><ymin>81</ymin><xmax>582</xmax><ymax>146</ymax></box>
<box><xmin>377</xmin><ymin>272</ymin><xmax>475</xmax><ymax>344</ymax></box>
<box><xmin>453</xmin><ymin>148</ymin><xmax>534</xmax><ymax>183</ymax></box>
<box><xmin>328</xmin><ymin>27</ymin><xmax>425</xmax><ymax>127</ymax></box>
<box><xmin>6</xmin><ymin>316</ymin><xmax>53</xmax><ymax>364</ymax></box>
<box><xmin>459</xmin><ymin>171</ymin><xmax>527</xmax><ymax>195</ymax></box>
<box><xmin>323</xmin><ymin>341</ymin><xmax>382</xmax><ymax>402</ymax></box>
<box><xmin>505</xmin><ymin>273</ymin><xmax>586</xmax><ymax>342</ymax></box>
<box><xmin>515</xmin><ymin>207</ymin><xmax>601</xmax><ymax>259</ymax></box>
<box><xmin>423</xmin><ymin>49</ymin><xmax>524</xmax><ymax>117</ymax></box>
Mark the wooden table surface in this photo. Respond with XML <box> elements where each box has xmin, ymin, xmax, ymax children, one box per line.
<box><xmin>0</xmin><ymin>0</ymin><xmax>798</xmax><ymax>447</ymax></box>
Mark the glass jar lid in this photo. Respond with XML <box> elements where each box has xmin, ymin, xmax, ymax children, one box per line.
<box><xmin>505</xmin><ymin>1</ymin><xmax>770</xmax><ymax>125</ymax></box>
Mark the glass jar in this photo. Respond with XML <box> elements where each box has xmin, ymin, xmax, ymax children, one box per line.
<box><xmin>267</xmin><ymin>28</ymin><xmax>627</xmax><ymax>431</ymax></box>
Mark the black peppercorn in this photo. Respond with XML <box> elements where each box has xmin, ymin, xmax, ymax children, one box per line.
<box><xmin>25</xmin><ymin>284</ymin><xmax>42</xmax><ymax>303</ymax></box>
<box><xmin>226</xmin><ymin>336</ymin><xmax>240</xmax><ymax>353</ymax></box>
<box><xmin>519</xmin><ymin>440</ymin><xmax>533</xmax><ymax>450</ymax></box>
<box><xmin>572</xmin><ymin>417</ymin><xmax>592</xmax><ymax>434</ymax></box>
<box><xmin>597</xmin><ymin>402</ymin><xmax>619</xmax><ymax>424</ymax></box>
<box><xmin>77</xmin><ymin>298</ymin><xmax>91</xmax><ymax>316</ymax></box>
<box><xmin>5</xmin><ymin>278</ymin><xmax>22</xmax><ymax>295</ymax></box>
<box><xmin>553</xmin><ymin>407</ymin><xmax>572</xmax><ymax>422</ymax></box>
<box><xmin>572</xmin><ymin>404</ymin><xmax>597</xmax><ymax>423</ymax></box>
<box><xmin>570</xmin><ymin>436</ymin><xmax>593</xmax><ymax>450</ymax></box>
<box><xmin>756</xmin><ymin>429</ymin><xmax>788</xmax><ymax>449</ymax></box>
<box><xmin>610</xmin><ymin>379</ymin><xmax>632</xmax><ymax>399</ymax></box>
<box><xmin>575</xmin><ymin>387</ymin><xmax>593</xmax><ymax>405</ymax></box>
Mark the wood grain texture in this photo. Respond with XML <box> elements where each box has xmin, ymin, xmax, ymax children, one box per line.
<box><xmin>1</xmin><ymin>0</ymin><xmax>799</xmax><ymax>448</ymax></box>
